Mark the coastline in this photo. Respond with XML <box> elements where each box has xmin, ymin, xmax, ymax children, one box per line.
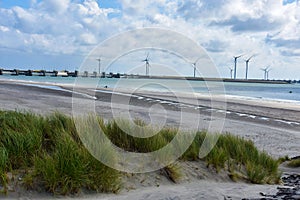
<box><xmin>0</xmin><ymin>79</ymin><xmax>299</xmax><ymax>199</ymax></box>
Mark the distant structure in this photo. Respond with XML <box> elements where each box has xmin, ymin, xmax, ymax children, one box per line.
<box><xmin>244</xmin><ymin>55</ymin><xmax>255</xmax><ymax>80</ymax></box>
<box><xmin>261</xmin><ymin>66</ymin><xmax>271</xmax><ymax>80</ymax></box>
<box><xmin>233</xmin><ymin>54</ymin><xmax>243</xmax><ymax>79</ymax></box>
<box><xmin>142</xmin><ymin>53</ymin><xmax>150</xmax><ymax>76</ymax></box>
<box><xmin>228</xmin><ymin>67</ymin><xmax>233</xmax><ymax>79</ymax></box>
<box><xmin>0</xmin><ymin>69</ymin><xmax>78</xmax><ymax>77</ymax></box>
<box><xmin>191</xmin><ymin>57</ymin><xmax>201</xmax><ymax>78</ymax></box>
<box><xmin>96</xmin><ymin>57</ymin><xmax>101</xmax><ymax>76</ymax></box>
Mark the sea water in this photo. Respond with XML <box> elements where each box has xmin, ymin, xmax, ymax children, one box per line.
<box><xmin>1</xmin><ymin>75</ymin><xmax>300</xmax><ymax>103</ymax></box>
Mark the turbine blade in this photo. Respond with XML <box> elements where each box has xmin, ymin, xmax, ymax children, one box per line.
<box><xmin>247</xmin><ymin>54</ymin><xmax>255</xmax><ymax>61</ymax></box>
<box><xmin>237</xmin><ymin>54</ymin><xmax>244</xmax><ymax>58</ymax></box>
<box><xmin>194</xmin><ymin>57</ymin><xmax>201</xmax><ymax>64</ymax></box>
<box><xmin>234</xmin><ymin>54</ymin><xmax>243</xmax><ymax>59</ymax></box>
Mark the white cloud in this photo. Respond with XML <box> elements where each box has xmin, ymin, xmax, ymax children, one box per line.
<box><xmin>0</xmin><ymin>0</ymin><xmax>121</xmax><ymax>56</ymax></box>
<box><xmin>0</xmin><ymin>0</ymin><xmax>299</xmax><ymax>78</ymax></box>
<box><xmin>80</xmin><ymin>33</ymin><xmax>97</xmax><ymax>45</ymax></box>
<box><xmin>0</xmin><ymin>25</ymin><xmax>9</xmax><ymax>32</ymax></box>
<box><xmin>38</xmin><ymin>0</ymin><xmax>70</xmax><ymax>14</ymax></box>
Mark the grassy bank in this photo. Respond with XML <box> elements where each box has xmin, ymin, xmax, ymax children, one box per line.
<box><xmin>0</xmin><ymin>110</ymin><xmax>281</xmax><ymax>195</ymax></box>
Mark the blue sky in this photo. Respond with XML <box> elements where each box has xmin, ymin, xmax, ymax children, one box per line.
<box><xmin>0</xmin><ymin>0</ymin><xmax>32</xmax><ymax>8</ymax></box>
<box><xmin>283</xmin><ymin>0</ymin><xmax>298</xmax><ymax>5</ymax></box>
<box><xmin>0</xmin><ymin>0</ymin><xmax>300</xmax><ymax>79</ymax></box>
<box><xmin>0</xmin><ymin>0</ymin><xmax>120</xmax><ymax>9</ymax></box>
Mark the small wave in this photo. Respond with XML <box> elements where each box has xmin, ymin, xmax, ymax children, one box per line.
<box><xmin>19</xmin><ymin>83</ymin><xmax>97</xmax><ymax>100</ymax></box>
<box><xmin>225</xmin><ymin>94</ymin><xmax>300</xmax><ymax>106</ymax></box>
<box><xmin>259</xmin><ymin>117</ymin><xmax>269</xmax><ymax>121</ymax></box>
<box><xmin>274</xmin><ymin>119</ymin><xmax>300</xmax><ymax>125</ymax></box>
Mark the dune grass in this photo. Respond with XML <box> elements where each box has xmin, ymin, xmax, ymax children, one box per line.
<box><xmin>0</xmin><ymin>111</ymin><xmax>120</xmax><ymax>195</ymax></box>
<box><xmin>287</xmin><ymin>158</ymin><xmax>300</xmax><ymax>168</ymax></box>
<box><xmin>102</xmin><ymin>120</ymin><xmax>280</xmax><ymax>184</ymax></box>
<box><xmin>0</xmin><ymin>110</ymin><xmax>281</xmax><ymax>195</ymax></box>
<box><xmin>204</xmin><ymin>134</ymin><xmax>280</xmax><ymax>184</ymax></box>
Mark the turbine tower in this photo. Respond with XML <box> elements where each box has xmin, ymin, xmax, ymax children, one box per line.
<box><xmin>266</xmin><ymin>68</ymin><xmax>271</xmax><ymax>80</ymax></box>
<box><xmin>245</xmin><ymin>55</ymin><xmax>254</xmax><ymax>80</ymax></box>
<box><xmin>142</xmin><ymin>53</ymin><xmax>150</xmax><ymax>76</ymax></box>
<box><xmin>191</xmin><ymin>57</ymin><xmax>201</xmax><ymax>78</ymax></box>
<box><xmin>233</xmin><ymin>54</ymin><xmax>243</xmax><ymax>79</ymax></box>
<box><xmin>96</xmin><ymin>57</ymin><xmax>101</xmax><ymax>77</ymax></box>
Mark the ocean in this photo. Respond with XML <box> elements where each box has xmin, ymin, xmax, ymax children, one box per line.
<box><xmin>1</xmin><ymin>75</ymin><xmax>300</xmax><ymax>104</ymax></box>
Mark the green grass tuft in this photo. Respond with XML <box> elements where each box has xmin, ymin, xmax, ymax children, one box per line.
<box><xmin>0</xmin><ymin>111</ymin><xmax>120</xmax><ymax>195</ymax></box>
<box><xmin>0</xmin><ymin>111</ymin><xmax>43</xmax><ymax>169</ymax></box>
<box><xmin>33</xmin><ymin>133</ymin><xmax>120</xmax><ymax>195</ymax></box>
<box><xmin>277</xmin><ymin>155</ymin><xmax>289</xmax><ymax>164</ymax></box>
<box><xmin>287</xmin><ymin>159</ymin><xmax>300</xmax><ymax>168</ymax></box>
<box><xmin>161</xmin><ymin>163</ymin><xmax>182</xmax><ymax>183</ymax></box>
<box><xmin>0</xmin><ymin>146</ymin><xmax>8</xmax><ymax>194</ymax></box>
<box><xmin>199</xmin><ymin>134</ymin><xmax>280</xmax><ymax>184</ymax></box>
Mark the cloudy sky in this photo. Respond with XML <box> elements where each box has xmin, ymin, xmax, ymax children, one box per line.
<box><xmin>0</xmin><ymin>0</ymin><xmax>299</xmax><ymax>79</ymax></box>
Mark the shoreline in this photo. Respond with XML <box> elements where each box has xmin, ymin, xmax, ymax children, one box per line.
<box><xmin>1</xmin><ymin>78</ymin><xmax>300</xmax><ymax>107</ymax></box>
<box><xmin>2</xmin><ymin>78</ymin><xmax>300</xmax><ymax>114</ymax></box>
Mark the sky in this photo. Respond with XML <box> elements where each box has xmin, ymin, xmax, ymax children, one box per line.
<box><xmin>0</xmin><ymin>0</ymin><xmax>300</xmax><ymax>79</ymax></box>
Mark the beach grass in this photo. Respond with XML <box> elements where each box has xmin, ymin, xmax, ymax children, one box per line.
<box><xmin>204</xmin><ymin>134</ymin><xmax>280</xmax><ymax>184</ymax></box>
<box><xmin>287</xmin><ymin>158</ymin><xmax>300</xmax><ymax>168</ymax></box>
<box><xmin>0</xmin><ymin>110</ymin><xmax>280</xmax><ymax>195</ymax></box>
<box><xmin>93</xmin><ymin>117</ymin><xmax>280</xmax><ymax>184</ymax></box>
<box><xmin>161</xmin><ymin>163</ymin><xmax>182</xmax><ymax>183</ymax></box>
<box><xmin>0</xmin><ymin>111</ymin><xmax>120</xmax><ymax>195</ymax></box>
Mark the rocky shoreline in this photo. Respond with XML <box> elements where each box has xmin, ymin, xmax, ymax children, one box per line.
<box><xmin>244</xmin><ymin>173</ymin><xmax>300</xmax><ymax>200</ymax></box>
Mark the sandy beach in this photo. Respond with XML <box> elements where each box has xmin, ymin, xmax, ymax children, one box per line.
<box><xmin>0</xmin><ymin>80</ymin><xmax>299</xmax><ymax>199</ymax></box>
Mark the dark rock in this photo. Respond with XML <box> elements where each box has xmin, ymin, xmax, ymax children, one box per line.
<box><xmin>245</xmin><ymin>173</ymin><xmax>300</xmax><ymax>200</ymax></box>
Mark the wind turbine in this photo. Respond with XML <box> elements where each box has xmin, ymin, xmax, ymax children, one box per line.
<box><xmin>228</xmin><ymin>67</ymin><xmax>233</xmax><ymax>79</ymax></box>
<box><xmin>244</xmin><ymin>55</ymin><xmax>255</xmax><ymax>80</ymax></box>
<box><xmin>142</xmin><ymin>53</ymin><xmax>150</xmax><ymax>76</ymax></box>
<box><xmin>191</xmin><ymin>57</ymin><xmax>201</xmax><ymax>78</ymax></box>
<box><xmin>266</xmin><ymin>68</ymin><xmax>271</xmax><ymax>80</ymax></box>
<box><xmin>233</xmin><ymin>54</ymin><xmax>243</xmax><ymax>79</ymax></box>
<box><xmin>261</xmin><ymin>66</ymin><xmax>270</xmax><ymax>80</ymax></box>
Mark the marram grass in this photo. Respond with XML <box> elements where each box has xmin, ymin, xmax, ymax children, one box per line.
<box><xmin>0</xmin><ymin>111</ymin><xmax>120</xmax><ymax>195</ymax></box>
<box><xmin>0</xmin><ymin>110</ymin><xmax>281</xmax><ymax>195</ymax></box>
<box><xmin>287</xmin><ymin>158</ymin><xmax>300</xmax><ymax>168</ymax></box>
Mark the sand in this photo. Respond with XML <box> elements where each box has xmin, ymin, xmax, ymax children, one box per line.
<box><xmin>0</xmin><ymin>80</ymin><xmax>299</xmax><ymax>199</ymax></box>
